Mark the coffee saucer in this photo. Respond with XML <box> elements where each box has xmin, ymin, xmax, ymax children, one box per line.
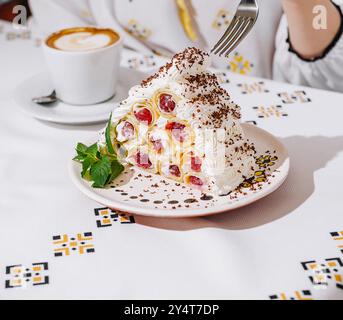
<box><xmin>13</xmin><ymin>67</ymin><xmax>147</xmax><ymax>125</ymax></box>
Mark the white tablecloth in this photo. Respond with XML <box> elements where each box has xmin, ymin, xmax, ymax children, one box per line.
<box><xmin>1</xmin><ymin>21</ymin><xmax>343</xmax><ymax>300</ymax></box>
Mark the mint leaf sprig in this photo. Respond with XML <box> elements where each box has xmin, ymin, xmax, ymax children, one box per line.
<box><xmin>73</xmin><ymin>114</ymin><xmax>124</xmax><ymax>188</ymax></box>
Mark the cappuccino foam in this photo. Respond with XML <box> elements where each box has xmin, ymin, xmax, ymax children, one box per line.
<box><xmin>46</xmin><ymin>27</ymin><xmax>119</xmax><ymax>52</ymax></box>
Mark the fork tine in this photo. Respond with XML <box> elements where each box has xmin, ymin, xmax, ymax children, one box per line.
<box><xmin>211</xmin><ymin>16</ymin><xmax>242</xmax><ymax>54</ymax></box>
<box><xmin>217</xmin><ymin>17</ymin><xmax>250</xmax><ymax>56</ymax></box>
<box><xmin>223</xmin><ymin>19</ymin><xmax>253</xmax><ymax>57</ymax></box>
<box><xmin>211</xmin><ymin>0</ymin><xmax>259</xmax><ymax>58</ymax></box>
<box><xmin>218</xmin><ymin>17</ymin><xmax>252</xmax><ymax>56</ymax></box>
<box><xmin>211</xmin><ymin>16</ymin><xmax>239</xmax><ymax>53</ymax></box>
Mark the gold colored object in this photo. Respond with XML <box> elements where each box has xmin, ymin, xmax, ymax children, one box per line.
<box><xmin>175</xmin><ymin>0</ymin><xmax>198</xmax><ymax>41</ymax></box>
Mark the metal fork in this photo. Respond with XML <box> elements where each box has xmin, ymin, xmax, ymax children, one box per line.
<box><xmin>211</xmin><ymin>0</ymin><xmax>259</xmax><ymax>57</ymax></box>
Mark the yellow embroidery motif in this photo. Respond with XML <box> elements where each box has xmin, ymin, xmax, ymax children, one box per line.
<box><xmin>94</xmin><ymin>207</ymin><xmax>135</xmax><ymax>228</ymax></box>
<box><xmin>127</xmin><ymin>55</ymin><xmax>157</xmax><ymax>70</ymax></box>
<box><xmin>278</xmin><ymin>91</ymin><xmax>312</xmax><ymax>104</ymax></box>
<box><xmin>270</xmin><ymin>290</ymin><xmax>313</xmax><ymax>300</ymax></box>
<box><xmin>253</xmin><ymin>105</ymin><xmax>288</xmax><ymax>119</ymax></box>
<box><xmin>5</xmin><ymin>263</ymin><xmax>49</xmax><ymax>289</ymax></box>
<box><xmin>212</xmin><ymin>9</ymin><xmax>231</xmax><ymax>30</ymax></box>
<box><xmin>330</xmin><ymin>231</ymin><xmax>343</xmax><ymax>254</ymax></box>
<box><xmin>237</xmin><ymin>81</ymin><xmax>269</xmax><ymax>94</ymax></box>
<box><xmin>125</xmin><ymin>19</ymin><xmax>151</xmax><ymax>40</ymax></box>
<box><xmin>229</xmin><ymin>53</ymin><xmax>253</xmax><ymax>75</ymax></box>
<box><xmin>302</xmin><ymin>258</ymin><xmax>343</xmax><ymax>290</ymax></box>
<box><xmin>53</xmin><ymin>232</ymin><xmax>95</xmax><ymax>257</ymax></box>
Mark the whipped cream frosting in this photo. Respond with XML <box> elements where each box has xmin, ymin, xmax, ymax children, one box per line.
<box><xmin>99</xmin><ymin>47</ymin><xmax>256</xmax><ymax>195</ymax></box>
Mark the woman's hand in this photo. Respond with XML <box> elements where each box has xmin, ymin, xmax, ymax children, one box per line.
<box><xmin>282</xmin><ymin>0</ymin><xmax>341</xmax><ymax>59</ymax></box>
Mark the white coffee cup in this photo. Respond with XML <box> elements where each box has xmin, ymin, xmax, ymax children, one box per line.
<box><xmin>43</xmin><ymin>27</ymin><xmax>123</xmax><ymax>106</ymax></box>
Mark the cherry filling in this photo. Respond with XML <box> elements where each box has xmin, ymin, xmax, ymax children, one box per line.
<box><xmin>121</xmin><ymin>121</ymin><xmax>135</xmax><ymax>139</ymax></box>
<box><xmin>150</xmin><ymin>138</ymin><xmax>164</xmax><ymax>153</ymax></box>
<box><xmin>134</xmin><ymin>108</ymin><xmax>153</xmax><ymax>125</ymax></box>
<box><xmin>169</xmin><ymin>165</ymin><xmax>181</xmax><ymax>178</ymax></box>
<box><xmin>189</xmin><ymin>176</ymin><xmax>204</xmax><ymax>186</ymax></box>
<box><xmin>165</xmin><ymin>122</ymin><xmax>188</xmax><ymax>143</ymax></box>
<box><xmin>159</xmin><ymin>94</ymin><xmax>176</xmax><ymax>113</ymax></box>
<box><xmin>191</xmin><ymin>156</ymin><xmax>202</xmax><ymax>172</ymax></box>
<box><xmin>135</xmin><ymin>152</ymin><xmax>152</xmax><ymax>169</ymax></box>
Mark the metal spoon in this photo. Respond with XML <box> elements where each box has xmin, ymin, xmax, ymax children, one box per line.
<box><xmin>32</xmin><ymin>90</ymin><xmax>58</xmax><ymax>105</ymax></box>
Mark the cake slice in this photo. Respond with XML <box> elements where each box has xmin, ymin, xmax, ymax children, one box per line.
<box><xmin>98</xmin><ymin>47</ymin><xmax>256</xmax><ymax>195</ymax></box>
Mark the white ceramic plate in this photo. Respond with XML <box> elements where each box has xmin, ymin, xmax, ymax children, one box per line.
<box><xmin>69</xmin><ymin>124</ymin><xmax>289</xmax><ymax>218</ymax></box>
<box><xmin>13</xmin><ymin>67</ymin><xmax>147</xmax><ymax>125</ymax></box>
